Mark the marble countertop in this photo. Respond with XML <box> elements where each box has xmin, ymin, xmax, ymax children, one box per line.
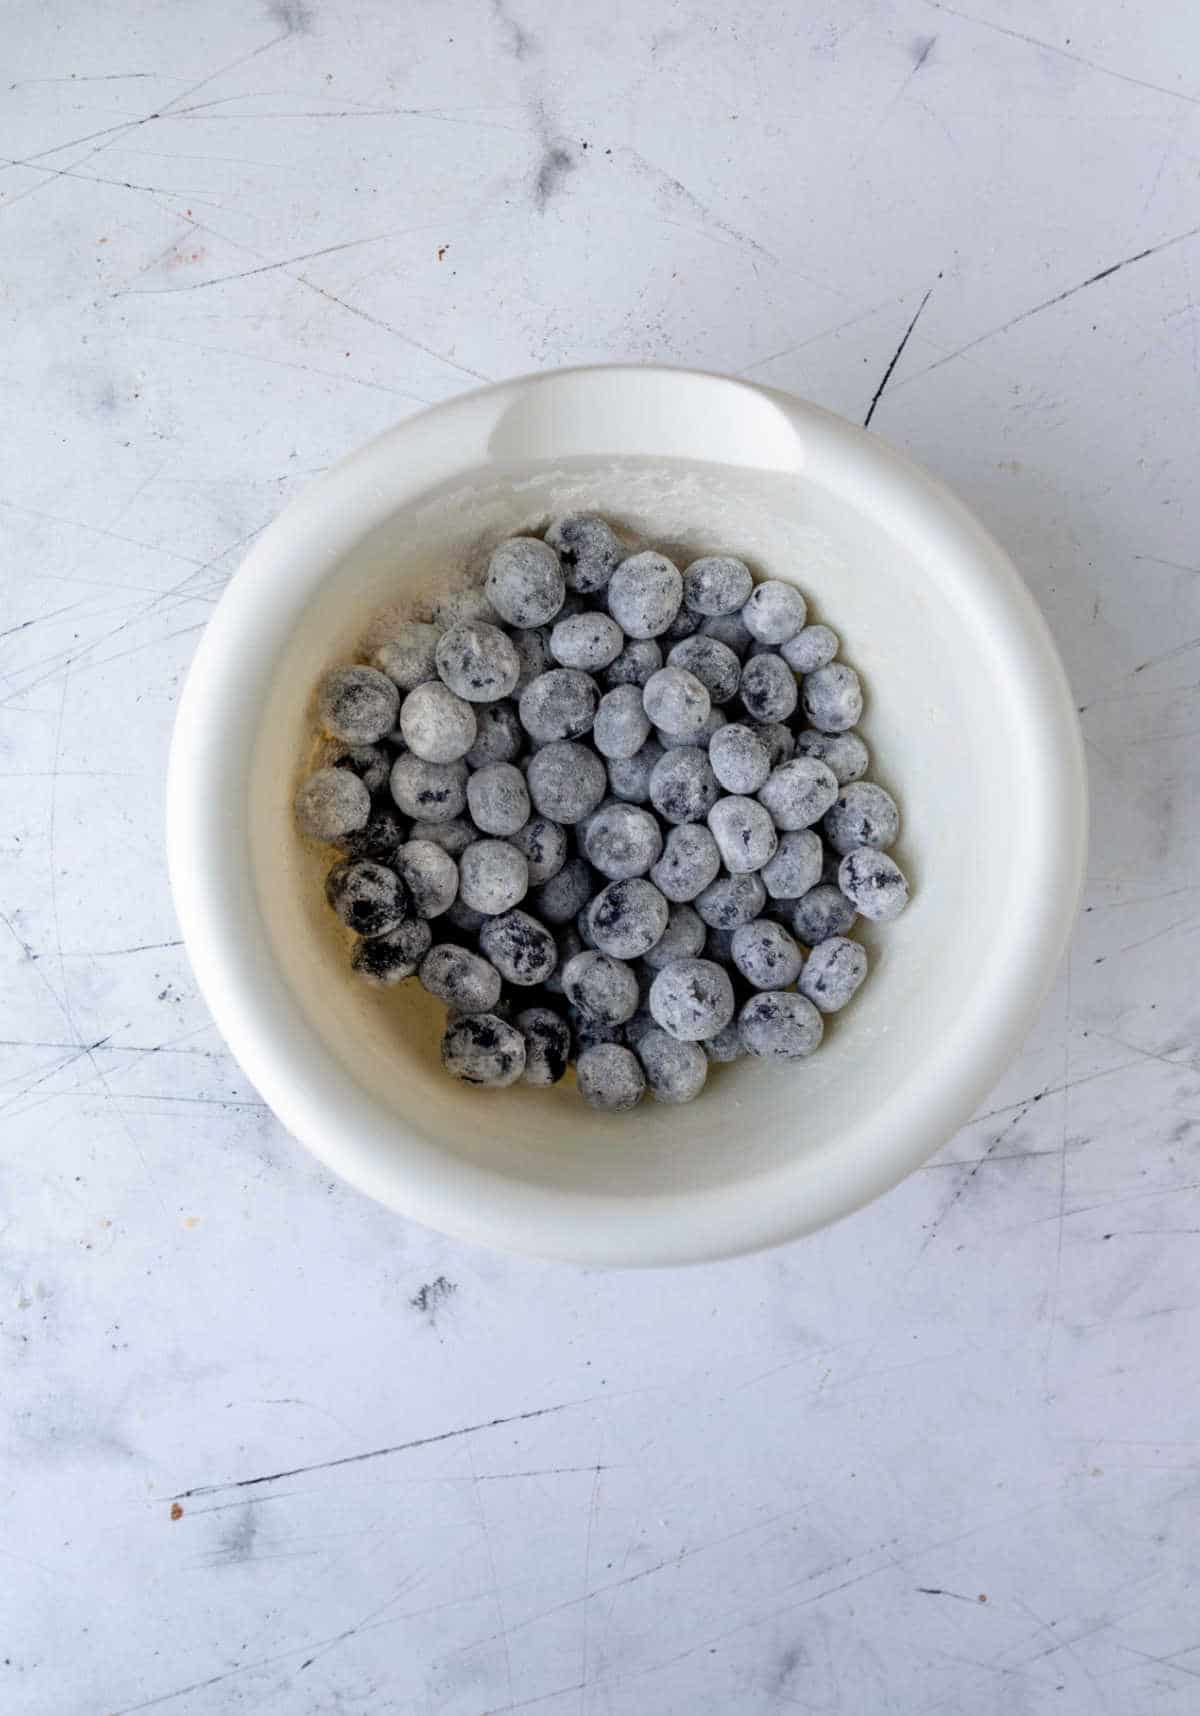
<box><xmin>2</xmin><ymin>2</ymin><xmax>1198</xmax><ymax>1711</ymax></box>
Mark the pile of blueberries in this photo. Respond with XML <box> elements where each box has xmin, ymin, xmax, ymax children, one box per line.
<box><xmin>293</xmin><ymin>517</ymin><xmax>910</xmax><ymax>1110</ymax></box>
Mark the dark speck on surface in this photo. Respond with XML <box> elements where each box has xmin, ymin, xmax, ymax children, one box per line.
<box><xmin>267</xmin><ymin>0</ymin><xmax>315</xmax><ymax>32</ymax></box>
<box><xmin>535</xmin><ymin>144</ymin><xmax>575</xmax><ymax>211</ymax></box>
<box><xmin>411</xmin><ymin>1276</ymin><xmax>457</xmax><ymax>1320</ymax></box>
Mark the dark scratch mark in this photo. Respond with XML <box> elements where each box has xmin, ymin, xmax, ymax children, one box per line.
<box><xmin>170</xmin><ymin>1399</ymin><xmax>592</xmax><ymax>1500</ymax></box>
<box><xmin>1093</xmin><ymin>914</ymin><xmax>1200</xmax><ymax>967</ymax></box>
<box><xmin>912</xmin><ymin>35</ymin><xmax>937</xmax><ymax>70</ymax></box>
<box><xmin>921</xmin><ymin>0</ymin><xmax>1200</xmax><ymax>109</ymax></box>
<box><xmin>79</xmin><ymin>939</ymin><xmax>185</xmax><ymax>957</ymax></box>
<box><xmin>917</xmin><ymin>1088</ymin><xmax>1048</xmax><ymax>1243</ymax></box>
<box><xmin>1132</xmin><ymin>634</ymin><xmax>1200</xmax><ymax>674</ymax></box>
<box><xmin>0</xmin><ymin>1036</ymin><xmax>112</xmax><ymax>1117</ymax></box>
<box><xmin>295</xmin><ymin>275</ymin><xmax>491</xmax><ymax>382</ymax></box>
<box><xmin>863</xmin><ymin>285</ymin><xmax>935</xmax><ymax>426</ymax></box>
<box><xmin>917</xmin><ymin>1585</ymin><xmax>986</xmax><ymax>1603</ymax></box>
<box><xmin>115</xmin><ymin>231</ymin><xmax>400</xmax><ymax>295</ymax></box>
<box><xmin>619</xmin><ymin>145</ymin><xmax>778</xmax><ymax>263</ymax></box>
<box><xmin>901</xmin><ymin>220</ymin><xmax>1200</xmax><ymax>387</ymax></box>
<box><xmin>490</xmin><ymin>0</ymin><xmax>537</xmax><ymax>60</ymax></box>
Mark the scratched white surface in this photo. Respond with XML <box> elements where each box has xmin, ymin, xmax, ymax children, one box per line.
<box><xmin>2</xmin><ymin>2</ymin><xmax>1199</xmax><ymax>1711</ymax></box>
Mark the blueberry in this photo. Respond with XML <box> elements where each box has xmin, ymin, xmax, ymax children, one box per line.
<box><xmin>707</xmin><ymin>795</ymin><xmax>778</xmax><ymax>874</ymax></box>
<box><xmin>544</xmin><ymin>924</ymin><xmax>584</xmax><ymax>995</ymax></box>
<box><xmin>738</xmin><ymin>991</ymin><xmax>823</xmax><ymax>1058</ymax></box>
<box><xmin>701</xmin><ymin>1020</ymin><xmax>746</xmax><ymax>1063</ymax></box>
<box><xmin>458</xmin><ymin>838</ymin><xmax>528</xmax><ymax>915</ymax></box>
<box><xmin>586</xmin><ymin>877</ymin><xmax>670</xmax><ymax>959</ymax></box>
<box><xmin>781</xmin><ymin>624</ymin><xmax>839</xmax><ymax>673</ymax></box>
<box><xmin>650</xmin><ymin>823</ymin><xmax>721</xmax><ymax>903</ymax></box>
<box><xmin>325</xmin><ymin>859</ymin><xmax>409</xmax><ymax>938</ymax></box>
<box><xmin>485</xmin><ymin>537</ymin><xmax>565</xmax><ymax>628</ymax></box>
<box><xmin>436</xmin><ymin>621</ymin><xmax>520</xmax><ymax>703</ymax></box>
<box><xmin>519</xmin><ymin>668</ymin><xmax>599</xmax><ymax>744</ymax></box>
<box><xmin>641</xmin><ymin>903</ymin><xmax>706</xmax><ymax>971</ymax></box>
<box><xmin>741</xmin><ymin>579</ymin><xmax>807</xmax><ymax>645</ymax></box>
<box><xmin>372</xmin><ymin>622</ymin><xmax>441</xmax><ymax>690</ymax></box>
<box><xmin>351</xmin><ymin>917</ymin><xmax>431</xmax><ymax>986</ymax></box>
<box><xmin>648</xmin><ymin>958</ymin><xmax>736</xmax><ymax>1041</ymax></box>
<box><xmin>606</xmin><ymin>552</ymin><xmax>683</xmax><ymax>639</ymax></box>
<box><xmin>338</xmin><ymin>800</ymin><xmax>407</xmax><ymax>862</ymax></box>
<box><xmin>409</xmin><ymin>816</ymin><xmax>476</xmax><ymax>857</ymax></box>
<box><xmin>420</xmin><ymin>944</ymin><xmax>502</xmax><ymax>1012</ymax></box>
<box><xmin>794</xmin><ymin>728</ymin><xmax>870</xmax><ymax>784</ymax></box>
<box><xmin>531</xmin><ymin>856</ymin><xmax>594</xmax><ymax>925</ymax></box>
<box><xmin>823</xmin><ymin>782</ymin><xmax>900</xmax><ymax>855</ymax></box>
<box><xmin>739</xmin><ymin>652</ymin><xmax>798</xmax><ymax>724</ymax></box>
<box><xmin>441</xmin><ymin>1012</ymin><xmax>526</xmax><ymax>1086</ymax></box>
<box><xmin>562</xmin><ymin>951</ymin><xmax>640</xmax><ymax>1025</ymax></box>
<box><xmin>649</xmin><ymin>746</ymin><xmax>720</xmax><ymax>825</ymax></box>
<box><xmin>593</xmin><ymin>684</ymin><xmax>652</xmax><ymax>760</ymax></box>
<box><xmin>657</xmin><ymin>706</ymin><xmax>725</xmax><ymax>750</ymax></box>
<box><xmin>643</xmin><ymin>665</ymin><xmax>711</xmax><ymax>739</ymax></box>
<box><xmin>761</xmin><ymin>829</ymin><xmax>823</xmax><ymax>900</ymax></box>
<box><xmin>464</xmin><ymin>701</ymin><xmax>523</xmax><ymax>769</ymax></box>
<box><xmin>607</xmin><ymin>736</ymin><xmax>664</xmax><ymax>803</ymax></box>
<box><xmin>757</xmin><ymin>758</ymin><xmax>840</xmax><ymax>831</ymax></box>
<box><xmin>549</xmin><ymin>612</ymin><xmax>624</xmax><ymax>671</ymax></box>
<box><xmin>317</xmin><ymin>665</ymin><xmax>400</xmax><ymax>744</ymax></box>
<box><xmin>526</xmin><ymin>740</ymin><xmax>607</xmax><ymax>824</ymax></box>
<box><xmin>790</xmin><ymin>884</ymin><xmax>858</xmax><ymax>944</ymax></box>
<box><xmin>576</xmin><ymin>1042</ymin><xmax>645</xmax><ymax>1110</ymax></box>
<box><xmin>802</xmin><ymin>663</ymin><xmax>863</xmax><ymax>732</ymax></box>
<box><xmin>446</xmin><ymin>897</ymin><xmax>488</xmax><ymax>935</ymax></box>
<box><xmin>682</xmin><ymin>555</ymin><xmax>753</xmax><ymax>616</ymax></box>
<box><xmin>799</xmin><ymin>936</ymin><xmax>868</xmax><ymax>1011</ymax></box>
<box><xmin>699</xmin><ymin>611</ymin><xmax>753</xmax><ymax>658</ymax></box>
<box><xmin>582</xmin><ymin>801</ymin><xmax>663</xmax><ymax>880</ymax></box>
<box><xmin>510</xmin><ymin>815</ymin><xmax>568</xmax><ymax>885</ymax></box>
<box><xmin>510</xmin><ymin>625</ymin><xmax>552</xmax><ymax>692</ymax></box>
<box><xmin>467</xmin><ymin>762</ymin><xmax>531</xmax><ymax>837</ymax></box>
<box><xmin>602</xmin><ymin>637</ymin><xmax>662</xmax><ymax>690</ymax></box>
<box><xmin>708</xmin><ymin>722</ymin><xmax>771</xmax><ymax>795</ymax></box>
<box><xmin>479</xmin><ymin>909</ymin><xmax>559</xmax><ymax>985</ymax></box>
<box><xmin>394</xmin><ymin>839</ymin><xmax>459</xmax><ymax>918</ymax></box>
<box><xmin>695</xmin><ymin>873</ymin><xmax>767</xmax><ymax>929</ymax></box>
<box><xmin>329</xmin><ymin>743</ymin><xmax>391</xmax><ymax>795</ymax></box>
<box><xmin>546</xmin><ymin>514</ymin><xmax>622</xmax><ymax>593</ymax></box>
<box><xmin>295</xmin><ymin>766</ymin><xmax>370</xmax><ymax>841</ymax></box>
<box><xmin>748</xmin><ymin>721</ymin><xmax>794</xmax><ymax>768</ymax></box>
<box><xmin>636</xmin><ymin>1028</ymin><xmax>708</xmax><ymax>1104</ymax></box>
<box><xmin>837</xmin><ymin>848</ymin><xmax>909</xmax><ymax>921</ymax></box>
<box><xmin>730</xmin><ymin>919</ymin><xmax>803</xmax><ymax>990</ymax></box>
<box><xmin>435</xmin><ymin>587</ymin><xmax>502</xmax><ymax>629</ymax></box>
<box><xmin>399</xmin><ymin>681</ymin><xmax>477</xmax><ymax>763</ymax></box>
<box><xmin>389</xmin><ymin>754</ymin><xmax>468</xmax><ymax>822</ymax></box>
<box><xmin>667</xmin><ymin>634</ymin><xmax>742</xmax><ymax>704</ymax></box>
<box><xmin>516</xmin><ymin>1006</ymin><xmax>572</xmax><ymax>1085</ymax></box>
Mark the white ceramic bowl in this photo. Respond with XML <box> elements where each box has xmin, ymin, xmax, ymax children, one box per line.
<box><xmin>167</xmin><ymin>365</ymin><xmax>1085</xmax><ymax>1266</ymax></box>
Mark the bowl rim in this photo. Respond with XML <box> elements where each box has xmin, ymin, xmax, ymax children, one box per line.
<box><xmin>166</xmin><ymin>362</ymin><xmax>1087</xmax><ymax>1266</ymax></box>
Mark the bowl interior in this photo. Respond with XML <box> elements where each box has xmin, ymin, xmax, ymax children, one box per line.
<box><xmin>254</xmin><ymin>454</ymin><xmax>1018</xmax><ymax>1203</ymax></box>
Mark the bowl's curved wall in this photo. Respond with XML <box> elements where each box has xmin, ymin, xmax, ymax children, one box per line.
<box><xmin>168</xmin><ymin>368</ymin><xmax>1086</xmax><ymax>1264</ymax></box>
